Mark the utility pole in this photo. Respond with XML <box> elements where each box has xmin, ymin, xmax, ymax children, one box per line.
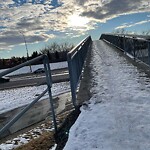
<box><xmin>19</xmin><ymin>31</ymin><xmax>32</xmax><ymax>72</ymax></box>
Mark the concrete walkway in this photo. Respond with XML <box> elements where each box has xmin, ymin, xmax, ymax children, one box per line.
<box><xmin>65</xmin><ymin>40</ymin><xmax>150</xmax><ymax>150</ymax></box>
<box><xmin>77</xmin><ymin>39</ymin><xmax>150</xmax><ymax>105</ymax></box>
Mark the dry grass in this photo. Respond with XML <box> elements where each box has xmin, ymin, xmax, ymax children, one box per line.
<box><xmin>13</xmin><ymin>108</ymin><xmax>78</xmax><ymax>150</ymax></box>
<box><xmin>14</xmin><ymin>111</ymin><xmax>72</xmax><ymax>150</ymax></box>
<box><xmin>15</xmin><ymin>131</ymin><xmax>55</xmax><ymax>150</ymax></box>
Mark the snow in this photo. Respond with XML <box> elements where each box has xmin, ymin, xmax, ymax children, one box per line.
<box><xmin>0</xmin><ymin>62</ymin><xmax>69</xmax><ymax>149</ymax></box>
<box><xmin>0</xmin><ymin>61</ymin><xmax>68</xmax><ymax>76</ymax></box>
<box><xmin>0</xmin><ymin>122</ymin><xmax>54</xmax><ymax>150</ymax></box>
<box><xmin>0</xmin><ymin>143</ymin><xmax>15</xmax><ymax>150</ymax></box>
<box><xmin>50</xmin><ymin>144</ymin><xmax>57</xmax><ymax>150</ymax></box>
<box><xmin>0</xmin><ymin>82</ymin><xmax>70</xmax><ymax>114</ymax></box>
<box><xmin>0</xmin><ymin>81</ymin><xmax>70</xmax><ymax>149</ymax></box>
<box><xmin>64</xmin><ymin>40</ymin><xmax>150</xmax><ymax>150</ymax></box>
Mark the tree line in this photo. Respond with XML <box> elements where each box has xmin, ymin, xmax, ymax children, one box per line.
<box><xmin>0</xmin><ymin>42</ymin><xmax>74</xmax><ymax>69</ymax></box>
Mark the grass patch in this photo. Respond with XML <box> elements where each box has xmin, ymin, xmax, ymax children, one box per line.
<box><xmin>14</xmin><ymin>106</ymin><xmax>80</xmax><ymax>150</ymax></box>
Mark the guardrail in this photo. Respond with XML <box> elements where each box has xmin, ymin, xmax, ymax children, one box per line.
<box><xmin>100</xmin><ymin>34</ymin><xmax>150</xmax><ymax>65</ymax></box>
<box><xmin>67</xmin><ymin>36</ymin><xmax>92</xmax><ymax>107</ymax></box>
<box><xmin>0</xmin><ymin>55</ymin><xmax>57</xmax><ymax>137</ymax></box>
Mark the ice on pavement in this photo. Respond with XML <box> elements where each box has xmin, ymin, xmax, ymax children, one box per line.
<box><xmin>64</xmin><ymin>40</ymin><xmax>150</xmax><ymax>150</ymax></box>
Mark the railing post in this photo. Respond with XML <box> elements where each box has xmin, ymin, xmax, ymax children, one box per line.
<box><xmin>0</xmin><ymin>55</ymin><xmax>51</xmax><ymax>137</ymax></box>
<box><xmin>43</xmin><ymin>55</ymin><xmax>57</xmax><ymax>133</ymax></box>
<box><xmin>67</xmin><ymin>36</ymin><xmax>91</xmax><ymax>108</ymax></box>
<box><xmin>133</xmin><ymin>39</ymin><xmax>136</xmax><ymax>60</ymax></box>
<box><xmin>123</xmin><ymin>35</ymin><xmax>126</xmax><ymax>54</ymax></box>
<box><xmin>67</xmin><ymin>55</ymin><xmax>77</xmax><ymax>107</ymax></box>
<box><xmin>101</xmin><ymin>34</ymin><xmax>150</xmax><ymax>65</ymax></box>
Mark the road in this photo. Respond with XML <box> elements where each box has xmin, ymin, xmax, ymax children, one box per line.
<box><xmin>0</xmin><ymin>68</ymin><xmax>69</xmax><ymax>90</ymax></box>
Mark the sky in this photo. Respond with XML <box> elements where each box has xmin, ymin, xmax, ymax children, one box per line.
<box><xmin>0</xmin><ymin>0</ymin><xmax>150</xmax><ymax>59</ymax></box>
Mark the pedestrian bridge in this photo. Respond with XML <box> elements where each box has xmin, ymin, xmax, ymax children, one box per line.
<box><xmin>78</xmin><ymin>34</ymin><xmax>150</xmax><ymax>105</ymax></box>
<box><xmin>1</xmin><ymin>34</ymin><xmax>150</xmax><ymax>149</ymax></box>
<box><xmin>65</xmin><ymin>36</ymin><xmax>150</xmax><ymax>149</ymax></box>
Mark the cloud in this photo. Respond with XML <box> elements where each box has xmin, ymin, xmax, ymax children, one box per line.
<box><xmin>115</xmin><ymin>20</ymin><xmax>150</xmax><ymax>29</ymax></box>
<box><xmin>0</xmin><ymin>30</ymin><xmax>55</xmax><ymax>51</ymax></box>
<box><xmin>77</xmin><ymin>0</ymin><xmax>150</xmax><ymax>22</ymax></box>
<box><xmin>0</xmin><ymin>0</ymin><xmax>150</xmax><ymax>52</ymax></box>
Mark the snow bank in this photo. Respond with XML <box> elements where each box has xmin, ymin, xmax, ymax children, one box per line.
<box><xmin>64</xmin><ymin>40</ymin><xmax>150</xmax><ymax>150</ymax></box>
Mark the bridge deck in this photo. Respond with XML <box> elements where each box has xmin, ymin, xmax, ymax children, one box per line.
<box><xmin>64</xmin><ymin>40</ymin><xmax>150</xmax><ymax>149</ymax></box>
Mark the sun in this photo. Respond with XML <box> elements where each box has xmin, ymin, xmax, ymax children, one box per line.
<box><xmin>68</xmin><ymin>14</ymin><xmax>89</xmax><ymax>28</ymax></box>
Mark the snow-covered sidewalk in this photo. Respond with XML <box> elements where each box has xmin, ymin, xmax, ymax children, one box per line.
<box><xmin>64</xmin><ymin>40</ymin><xmax>150</xmax><ymax>150</ymax></box>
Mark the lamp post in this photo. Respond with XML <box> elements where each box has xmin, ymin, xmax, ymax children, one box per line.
<box><xmin>19</xmin><ymin>31</ymin><xmax>32</xmax><ymax>72</ymax></box>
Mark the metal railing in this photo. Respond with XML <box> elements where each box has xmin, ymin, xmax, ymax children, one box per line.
<box><xmin>100</xmin><ymin>34</ymin><xmax>150</xmax><ymax>65</ymax></box>
<box><xmin>67</xmin><ymin>36</ymin><xmax>92</xmax><ymax>107</ymax></box>
<box><xmin>0</xmin><ymin>55</ymin><xmax>57</xmax><ymax>137</ymax></box>
<box><xmin>0</xmin><ymin>36</ymin><xmax>92</xmax><ymax>138</ymax></box>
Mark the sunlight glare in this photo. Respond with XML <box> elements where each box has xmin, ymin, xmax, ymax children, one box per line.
<box><xmin>68</xmin><ymin>14</ymin><xmax>89</xmax><ymax>27</ymax></box>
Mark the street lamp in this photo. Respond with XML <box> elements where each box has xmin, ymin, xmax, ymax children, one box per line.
<box><xmin>19</xmin><ymin>31</ymin><xmax>32</xmax><ymax>72</ymax></box>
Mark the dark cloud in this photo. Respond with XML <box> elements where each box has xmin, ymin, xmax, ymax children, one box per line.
<box><xmin>16</xmin><ymin>18</ymin><xmax>44</xmax><ymax>31</ymax></box>
<box><xmin>0</xmin><ymin>31</ymin><xmax>48</xmax><ymax>50</ymax></box>
<box><xmin>81</xmin><ymin>0</ymin><xmax>149</xmax><ymax>20</ymax></box>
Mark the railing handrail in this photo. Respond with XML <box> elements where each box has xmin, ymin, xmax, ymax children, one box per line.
<box><xmin>0</xmin><ymin>36</ymin><xmax>92</xmax><ymax>138</ymax></box>
<box><xmin>0</xmin><ymin>54</ymin><xmax>57</xmax><ymax>138</ymax></box>
<box><xmin>68</xmin><ymin>36</ymin><xmax>91</xmax><ymax>59</ymax></box>
<box><xmin>67</xmin><ymin>35</ymin><xmax>92</xmax><ymax>107</ymax></box>
<box><xmin>101</xmin><ymin>33</ymin><xmax>149</xmax><ymax>42</ymax></box>
<box><xmin>100</xmin><ymin>33</ymin><xmax>150</xmax><ymax>66</ymax></box>
<box><xmin>0</xmin><ymin>55</ymin><xmax>45</xmax><ymax>78</ymax></box>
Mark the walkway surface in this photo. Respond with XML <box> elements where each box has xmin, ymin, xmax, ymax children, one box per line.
<box><xmin>64</xmin><ymin>40</ymin><xmax>150</xmax><ymax>150</ymax></box>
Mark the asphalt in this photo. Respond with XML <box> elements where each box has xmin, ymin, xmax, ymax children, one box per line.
<box><xmin>0</xmin><ymin>68</ymin><xmax>69</xmax><ymax>90</ymax></box>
